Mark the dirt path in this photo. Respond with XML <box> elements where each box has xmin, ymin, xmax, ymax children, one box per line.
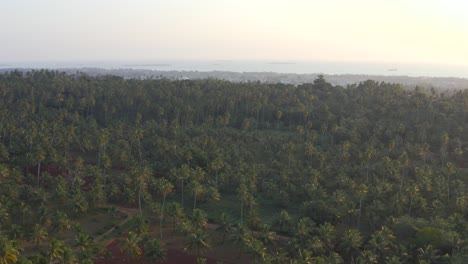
<box><xmin>206</xmin><ymin>222</ymin><xmax>290</xmax><ymax>242</ymax></box>
<box><xmin>93</xmin><ymin>206</ymin><xmax>139</xmax><ymax>246</ymax></box>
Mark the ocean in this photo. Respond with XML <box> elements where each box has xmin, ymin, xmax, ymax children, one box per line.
<box><xmin>1</xmin><ymin>60</ymin><xmax>468</xmax><ymax>79</ymax></box>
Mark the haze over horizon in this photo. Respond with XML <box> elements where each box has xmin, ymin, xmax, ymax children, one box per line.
<box><xmin>2</xmin><ymin>0</ymin><xmax>468</xmax><ymax>68</ymax></box>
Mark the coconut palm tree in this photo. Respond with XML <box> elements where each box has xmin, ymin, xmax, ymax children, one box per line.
<box><xmin>316</xmin><ymin>222</ymin><xmax>336</xmax><ymax>253</ymax></box>
<box><xmin>209</xmin><ymin>157</ymin><xmax>224</xmax><ymax>187</ymax></box>
<box><xmin>0</xmin><ymin>204</ymin><xmax>9</xmax><ymax>226</ymax></box>
<box><xmin>168</xmin><ymin>202</ymin><xmax>184</xmax><ymax>230</ymax></box>
<box><xmin>31</xmin><ymin>224</ymin><xmax>47</xmax><ymax>248</ymax></box>
<box><xmin>417</xmin><ymin>245</ymin><xmax>440</xmax><ymax>264</ymax></box>
<box><xmin>258</xmin><ymin>224</ymin><xmax>276</xmax><ymax>248</ymax></box>
<box><xmin>216</xmin><ymin>213</ymin><xmax>233</xmax><ymax>244</ymax></box>
<box><xmin>245</xmin><ymin>237</ymin><xmax>270</xmax><ymax>263</ymax></box>
<box><xmin>230</xmin><ymin>224</ymin><xmax>252</xmax><ymax>256</ymax></box>
<box><xmin>120</xmin><ymin>231</ymin><xmax>142</xmax><ymax>262</ymax></box>
<box><xmin>144</xmin><ymin>238</ymin><xmax>167</xmax><ymax>263</ymax></box>
<box><xmin>53</xmin><ymin>211</ymin><xmax>71</xmax><ymax>234</ymax></box>
<box><xmin>133</xmin><ymin>165</ymin><xmax>151</xmax><ymax>216</ymax></box>
<box><xmin>367</xmin><ymin>226</ymin><xmax>396</xmax><ymax>261</ymax></box>
<box><xmin>48</xmin><ymin>239</ymin><xmax>64</xmax><ymax>264</ymax></box>
<box><xmin>0</xmin><ymin>237</ymin><xmax>20</xmax><ymax>264</ymax></box>
<box><xmin>62</xmin><ymin>246</ymin><xmax>79</xmax><ymax>264</ymax></box>
<box><xmin>191</xmin><ymin>209</ymin><xmax>208</xmax><ymax>230</ymax></box>
<box><xmin>190</xmin><ymin>180</ymin><xmax>203</xmax><ymax>210</ymax></box>
<box><xmin>170</xmin><ymin>164</ymin><xmax>190</xmax><ymax>208</ymax></box>
<box><xmin>186</xmin><ymin>228</ymin><xmax>211</xmax><ymax>260</ymax></box>
<box><xmin>274</xmin><ymin>210</ymin><xmax>292</xmax><ymax>234</ymax></box>
<box><xmin>238</xmin><ymin>182</ymin><xmax>249</xmax><ymax>225</ymax></box>
<box><xmin>356</xmin><ymin>250</ymin><xmax>378</xmax><ymax>264</ymax></box>
<box><xmin>157</xmin><ymin>178</ymin><xmax>173</xmax><ymax>239</ymax></box>
<box><xmin>295</xmin><ymin>217</ymin><xmax>313</xmax><ymax>244</ymax></box>
<box><xmin>75</xmin><ymin>232</ymin><xmax>93</xmax><ymax>254</ymax></box>
<box><xmin>339</xmin><ymin>229</ymin><xmax>363</xmax><ymax>263</ymax></box>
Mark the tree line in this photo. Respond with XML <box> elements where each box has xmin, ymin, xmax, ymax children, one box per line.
<box><xmin>0</xmin><ymin>70</ymin><xmax>466</xmax><ymax>263</ymax></box>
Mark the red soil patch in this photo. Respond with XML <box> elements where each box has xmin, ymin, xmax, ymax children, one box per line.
<box><xmin>26</xmin><ymin>166</ymin><xmax>69</xmax><ymax>177</ymax></box>
<box><xmin>95</xmin><ymin>239</ymin><xmax>225</xmax><ymax>264</ymax></box>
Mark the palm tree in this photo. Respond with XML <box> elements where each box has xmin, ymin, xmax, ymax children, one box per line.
<box><xmin>0</xmin><ymin>237</ymin><xmax>20</xmax><ymax>264</ymax></box>
<box><xmin>356</xmin><ymin>250</ymin><xmax>378</xmax><ymax>264</ymax></box>
<box><xmin>295</xmin><ymin>217</ymin><xmax>313</xmax><ymax>244</ymax></box>
<box><xmin>216</xmin><ymin>213</ymin><xmax>233</xmax><ymax>244</ymax></box>
<box><xmin>133</xmin><ymin>165</ymin><xmax>151</xmax><ymax>216</ymax></box>
<box><xmin>305</xmin><ymin>141</ymin><xmax>314</xmax><ymax>166</ymax></box>
<box><xmin>363</xmin><ymin>145</ymin><xmax>376</xmax><ymax>182</ymax></box>
<box><xmin>168</xmin><ymin>202</ymin><xmax>184</xmax><ymax>230</ymax></box>
<box><xmin>190</xmin><ymin>180</ymin><xmax>204</xmax><ymax>210</ymax></box>
<box><xmin>191</xmin><ymin>209</ymin><xmax>208</xmax><ymax>230</ymax></box>
<box><xmin>230</xmin><ymin>225</ymin><xmax>252</xmax><ymax>256</ymax></box>
<box><xmin>170</xmin><ymin>164</ymin><xmax>190</xmax><ymax>208</ymax></box>
<box><xmin>273</xmin><ymin>248</ymin><xmax>289</xmax><ymax>264</ymax></box>
<box><xmin>276</xmin><ymin>110</ymin><xmax>282</xmax><ymax>132</ymax></box>
<box><xmin>120</xmin><ymin>231</ymin><xmax>142</xmax><ymax>262</ymax></box>
<box><xmin>0</xmin><ymin>204</ymin><xmax>9</xmax><ymax>226</ymax></box>
<box><xmin>339</xmin><ymin>229</ymin><xmax>363</xmax><ymax>263</ymax></box>
<box><xmin>147</xmin><ymin>201</ymin><xmax>161</xmax><ymax>224</ymax></box>
<box><xmin>209</xmin><ymin>157</ymin><xmax>224</xmax><ymax>187</ymax></box>
<box><xmin>144</xmin><ymin>238</ymin><xmax>167</xmax><ymax>263</ymax></box>
<box><xmin>34</xmin><ymin>145</ymin><xmax>46</xmax><ymax>188</ymax></box>
<box><xmin>53</xmin><ymin>175</ymin><xmax>69</xmax><ymax>206</ymax></box>
<box><xmin>295</xmin><ymin>248</ymin><xmax>313</xmax><ymax>264</ymax></box>
<box><xmin>132</xmin><ymin>215</ymin><xmax>148</xmax><ymax>236</ymax></box>
<box><xmin>367</xmin><ymin>226</ymin><xmax>396</xmax><ymax>261</ymax></box>
<box><xmin>275</xmin><ymin>210</ymin><xmax>292</xmax><ymax>233</ymax></box>
<box><xmin>62</xmin><ymin>246</ymin><xmax>79</xmax><ymax>264</ymax></box>
<box><xmin>88</xmin><ymin>181</ymin><xmax>106</xmax><ymax>209</ymax></box>
<box><xmin>245</xmin><ymin>237</ymin><xmax>269</xmax><ymax>263</ymax></box>
<box><xmin>384</xmin><ymin>256</ymin><xmax>401</xmax><ymax>264</ymax></box>
<box><xmin>75</xmin><ymin>232</ymin><xmax>93</xmax><ymax>254</ymax></box>
<box><xmin>186</xmin><ymin>228</ymin><xmax>211</xmax><ymax>260</ymax></box>
<box><xmin>157</xmin><ymin>178</ymin><xmax>174</xmax><ymax>239</ymax></box>
<box><xmin>70</xmin><ymin>189</ymin><xmax>89</xmax><ymax>216</ymax></box>
<box><xmin>417</xmin><ymin>245</ymin><xmax>439</xmax><ymax>264</ymax></box>
<box><xmin>324</xmin><ymin>252</ymin><xmax>344</xmax><ymax>264</ymax></box>
<box><xmin>356</xmin><ymin>183</ymin><xmax>368</xmax><ymax>228</ymax></box>
<box><xmin>258</xmin><ymin>224</ymin><xmax>276</xmax><ymax>248</ymax></box>
<box><xmin>53</xmin><ymin>211</ymin><xmax>71</xmax><ymax>234</ymax></box>
<box><xmin>31</xmin><ymin>224</ymin><xmax>48</xmax><ymax>248</ymax></box>
<box><xmin>48</xmin><ymin>239</ymin><xmax>64</xmax><ymax>264</ymax></box>
<box><xmin>238</xmin><ymin>182</ymin><xmax>249</xmax><ymax>225</ymax></box>
<box><xmin>316</xmin><ymin>222</ymin><xmax>336</xmax><ymax>252</ymax></box>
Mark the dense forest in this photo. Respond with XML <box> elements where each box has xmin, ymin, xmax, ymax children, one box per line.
<box><xmin>0</xmin><ymin>70</ymin><xmax>466</xmax><ymax>263</ymax></box>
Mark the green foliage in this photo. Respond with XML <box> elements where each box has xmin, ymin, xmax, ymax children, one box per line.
<box><xmin>0</xmin><ymin>71</ymin><xmax>466</xmax><ymax>262</ymax></box>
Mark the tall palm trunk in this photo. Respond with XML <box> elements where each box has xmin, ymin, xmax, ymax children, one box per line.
<box><xmin>37</xmin><ymin>160</ymin><xmax>41</xmax><ymax>187</ymax></box>
<box><xmin>160</xmin><ymin>193</ymin><xmax>166</xmax><ymax>239</ymax></box>
<box><xmin>181</xmin><ymin>179</ymin><xmax>184</xmax><ymax>208</ymax></box>
<box><xmin>357</xmin><ymin>196</ymin><xmax>363</xmax><ymax>228</ymax></box>
<box><xmin>138</xmin><ymin>185</ymin><xmax>143</xmax><ymax>216</ymax></box>
<box><xmin>240</xmin><ymin>200</ymin><xmax>244</xmax><ymax>225</ymax></box>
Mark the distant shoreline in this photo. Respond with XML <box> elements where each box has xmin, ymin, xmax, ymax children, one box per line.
<box><xmin>2</xmin><ymin>67</ymin><xmax>466</xmax><ymax>91</ymax></box>
<box><xmin>267</xmin><ymin>62</ymin><xmax>297</xmax><ymax>65</ymax></box>
<box><xmin>123</xmin><ymin>64</ymin><xmax>171</xmax><ymax>67</ymax></box>
<box><xmin>2</xmin><ymin>61</ymin><xmax>468</xmax><ymax>79</ymax></box>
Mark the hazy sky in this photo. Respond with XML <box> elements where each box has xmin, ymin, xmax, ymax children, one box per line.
<box><xmin>2</xmin><ymin>0</ymin><xmax>468</xmax><ymax>65</ymax></box>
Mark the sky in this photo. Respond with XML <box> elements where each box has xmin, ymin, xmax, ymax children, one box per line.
<box><xmin>1</xmin><ymin>0</ymin><xmax>468</xmax><ymax>65</ymax></box>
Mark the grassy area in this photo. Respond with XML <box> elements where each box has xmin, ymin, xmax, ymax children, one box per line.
<box><xmin>168</xmin><ymin>191</ymin><xmax>300</xmax><ymax>228</ymax></box>
<box><xmin>78</xmin><ymin>207</ymin><xmax>126</xmax><ymax>238</ymax></box>
<box><xmin>20</xmin><ymin>207</ymin><xmax>125</xmax><ymax>256</ymax></box>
